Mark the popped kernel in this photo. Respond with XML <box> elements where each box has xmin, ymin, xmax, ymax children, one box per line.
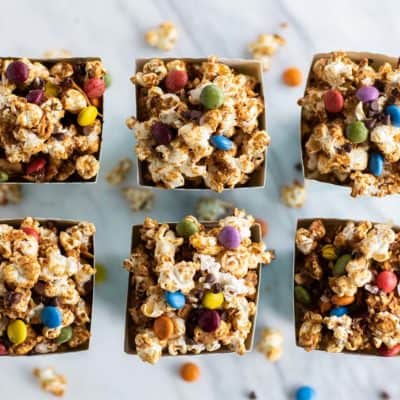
<box><xmin>257</xmin><ymin>327</ymin><xmax>284</xmax><ymax>361</ymax></box>
<box><xmin>122</xmin><ymin>186</ymin><xmax>154</xmax><ymax>211</ymax></box>
<box><xmin>106</xmin><ymin>159</ymin><xmax>133</xmax><ymax>185</ymax></box>
<box><xmin>248</xmin><ymin>34</ymin><xmax>285</xmax><ymax>71</ymax></box>
<box><xmin>280</xmin><ymin>180</ymin><xmax>306</xmax><ymax>208</ymax></box>
<box><xmin>33</xmin><ymin>367</ymin><xmax>67</xmax><ymax>397</ymax></box>
<box><xmin>145</xmin><ymin>22</ymin><xmax>178</xmax><ymax>51</ymax></box>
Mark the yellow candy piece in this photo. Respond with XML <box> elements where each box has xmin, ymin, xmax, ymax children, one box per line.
<box><xmin>202</xmin><ymin>292</ymin><xmax>224</xmax><ymax>310</ymax></box>
<box><xmin>77</xmin><ymin>106</ymin><xmax>98</xmax><ymax>127</ymax></box>
<box><xmin>45</xmin><ymin>82</ymin><xmax>59</xmax><ymax>97</ymax></box>
<box><xmin>321</xmin><ymin>244</ymin><xmax>337</xmax><ymax>260</ymax></box>
<box><xmin>7</xmin><ymin>319</ymin><xmax>27</xmax><ymax>345</ymax></box>
<box><xmin>95</xmin><ymin>263</ymin><xmax>108</xmax><ymax>285</ymax></box>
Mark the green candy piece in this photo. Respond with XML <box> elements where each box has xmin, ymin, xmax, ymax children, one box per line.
<box><xmin>294</xmin><ymin>285</ymin><xmax>311</xmax><ymax>305</ymax></box>
<box><xmin>200</xmin><ymin>84</ymin><xmax>224</xmax><ymax>109</ymax></box>
<box><xmin>346</xmin><ymin>121</ymin><xmax>368</xmax><ymax>143</ymax></box>
<box><xmin>333</xmin><ymin>254</ymin><xmax>352</xmax><ymax>276</ymax></box>
<box><xmin>56</xmin><ymin>326</ymin><xmax>73</xmax><ymax>345</ymax></box>
<box><xmin>176</xmin><ymin>218</ymin><xmax>198</xmax><ymax>239</ymax></box>
<box><xmin>0</xmin><ymin>171</ymin><xmax>8</xmax><ymax>182</ymax></box>
<box><xmin>104</xmin><ymin>73</ymin><xmax>112</xmax><ymax>88</ymax></box>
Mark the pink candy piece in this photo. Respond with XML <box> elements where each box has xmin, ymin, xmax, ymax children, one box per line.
<box><xmin>84</xmin><ymin>78</ymin><xmax>105</xmax><ymax>99</ymax></box>
<box><xmin>376</xmin><ymin>271</ymin><xmax>398</xmax><ymax>293</ymax></box>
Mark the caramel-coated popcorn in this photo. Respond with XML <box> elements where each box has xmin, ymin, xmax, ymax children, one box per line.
<box><xmin>248</xmin><ymin>34</ymin><xmax>285</xmax><ymax>71</ymax></box>
<box><xmin>280</xmin><ymin>180</ymin><xmax>306</xmax><ymax>208</ymax></box>
<box><xmin>257</xmin><ymin>327</ymin><xmax>284</xmax><ymax>361</ymax></box>
<box><xmin>124</xmin><ymin>209</ymin><xmax>274</xmax><ymax>363</ymax></box>
<box><xmin>33</xmin><ymin>367</ymin><xmax>67</xmax><ymax>397</ymax></box>
<box><xmin>145</xmin><ymin>22</ymin><xmax>178</xmax><ymax>52</ymax></box>
<box><xmin>295</xmin><ymin>218</ymin><xmax>400</xmax><ymax>355</ymax></box>
<box><xmin>127</xmin><ymin>57</ymin><xmax>269</xmax><ymax>191</ymax></box>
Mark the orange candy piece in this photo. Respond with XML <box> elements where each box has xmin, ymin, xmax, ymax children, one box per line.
<box><xmin>255</xmin><ymin>218</ymin><xmax>268</xmax><ymax>238</ymax></box>
<box><xmin>331</xmin><ymin>295</ymin><xmax>355</xmax><ymax>306</ymax></box>
<box><xmin>282</xmin><ymin>67</ymin><xmax>303</xmax><ymax>87</ymax></box>
<box><xmin>319</xmin><ymin>301</ymin><xmax>332</xmax><ymax>314</ymax></box>
<box><xmin>180</xmin><ymin>362</ymin><xmax>200</xmax><ymax>382</ymax></box>
<box><xmin>153</xmin><ymin>315</ymin><xmax>174</xmax><ymax>340</ymax></box>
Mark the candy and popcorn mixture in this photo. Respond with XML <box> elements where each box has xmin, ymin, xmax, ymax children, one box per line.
<box><xmin>0</xmin><ymin>218</ymin><xmax>95</xmax><ymax>355</ymax></box>
<box><xmin>299</xmin><ymin>51</ymin><xmax>400</xmax><ymax>197</ymax></box>
<box><xmin>145</xmin><ymin>22</ymin><xmax>178</xmax><ymax>52</ymax></box>
<box><xmin>127</xmin><ymin>56</ymin><xmax>270</xmax><ymax>191</ymax></box>
<box><xmin>33</xmin><ymin>367</ymin><xmax>67</xmax><ymax>397</ymax></box>
<box><xmin>295</xmin><ymin>218</ymin><xmax>400</xmax><ymax>356</ymax></box>
<box><xmin>123</xmin><ymin>209</ymin><xmax>275</xmax><ymax>364</ymax></box>
<box><xmin>248</xmin><ymin>34</ymin><xmax>285</xmax><ymax>71</ymax></box>
<box><xmin>0</xmin><ymin>57</ymin><xmax>106</xmax><ymax>182</ymax></box>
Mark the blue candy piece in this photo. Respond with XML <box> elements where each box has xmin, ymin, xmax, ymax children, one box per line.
<box><xmin>385</xmin><ymin>104</ymin><xmax>400</xmax><ymax>127</ymax></box>
<box><xmin>296</xmin><ymin>386</ymin><xmax>316</xmax><ymax>400</ymax></box>
<box><xmin>165</xmin><ymin>291</ymin><xmax>185</xmax><ymax>309</ymax></box>
<box><xmin>40</xmin><ymin>306</ymin><xmax>62</xmax><ymax>328</ymax></box>
<box><xmin>210</xmin><ymin>135</ymin><xmax>233</xmax><ymax>151</ymax></box>
<box><xmin>329</xmin><ymin>306</ymin><xmax>348</xmax><ymax>317</ymax></box>
<box><xmin>368</xmin><ymin>152</ymin><xmax>384</xmax><ymax>177</ymax></box>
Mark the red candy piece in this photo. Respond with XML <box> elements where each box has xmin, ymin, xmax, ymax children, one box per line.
<box><xmin>25</xmin><ymin>157</ymin><xmax>46</xmax><ymax>175</ymax></box>
<box><xmin>376</xmin><ymin>271</ymin><xmax>398</xmax><ymax>293</ymax></box>
<box><xmin>151</xmin><ymin>122</ymin><xmax>174</xmax><ymax>145</ymax></box>
<box><xmin>22</xmin><ymin>227</ymin><xmax>40</xmax><ymax>242</ymax></box>
<box><xmin>323</xmin><ymin>89</ymin><xmax>344</xmax><ymax>113</ymax></box>
<box><xmin>84</xmin><ymin>78</ymin><xmax>105</xmax><ymax>99</ymax></box>
<box><xmin>165</xmin><ymin>70</ymin><xmax>188</xmax><ymax>92</ymax></box>
<box><xmin>0</xmin><ymin>343</ymin><xmax>7</xmax><ymax>355</ymax></box>
<box><xmin>379</xmin><ymin>344</ymin><xmax>400</xmax><ymax>357</ymax></box>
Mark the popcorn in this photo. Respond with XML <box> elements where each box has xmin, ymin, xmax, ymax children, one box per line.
<box><xmin>248</xmin><ymin>34</ymin><xmax>285</xmax><ymax>71</ymax></box>
<box><xmin>281</xmin><ymin>180</ymin><xmax>306</xmax><ymax>208</ymax></box>
<box><xmin>122</xmin><ymin>186</ymin><xmax>154</xmax><ymax>212</ymax></box>
<box><xmin>257</xmin><ymin>328</ymin><xmax>284</xmax><ymax>361</ymax></box>
<box><xmin>359</xmin><ymin>224</ymin><xmax>396</xmax><ymax>262</ymax></box>
<box><xmin>106</xmin><ymin>158</ymin><xmax>133</xmax><ymax>185</ymax></box>
<box><xmin>0</xmin><ymin>184</ymin><xmax>22</xmax><ymax>205</ymax></box>
<box><xmin>124</xmin><ymin>210</ymin><xmax>274</xmax><ymax>363</ymax></box>
<box><xmin>34</xmin><ymin>367</ymin><xmax>67</xmax><ymax>397</ymax></box>
<box><xmin>145</xmin><ymin>22</ymin><xmax>178</xmax><ymax>51</ymax></box>
<box><xmin>75</xmin><ymin>155</ymin><xmax>100</xmax><ymax>180</ymax></box>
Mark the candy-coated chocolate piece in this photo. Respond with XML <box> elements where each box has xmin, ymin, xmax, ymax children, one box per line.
<box><xmin>153</xmin><ymin>315</ymin><xmax>174</xmax><ymax>340</ymax></box>
<box><xmin>22</xmin><ymin>227</ymin><xmax>40</xmax><ymax>242</ymax></box>
<box><xmin>198</xmin><ymin>309</ymin><xmax>221</xmax><ymax>332</ymax></box>
<box><xmin>321</xmin><ymin>244</ymin><xmax>337</xmax><ymax>260</ymax></box>
<box><xmin>84</xmin><ymin>78</ymin><xmax>105</xmax><ymax>98</ymax></box>
<box><xmin>151</xmin><ymin>122</ymin><xmax>174</xmax><ymax>145</ymax></box>
<box><xmin>296</xmin><ymin>386</ymin><xmax>316</xmax><ymax>400</ymax></box>
<box><xmin>331</xmin><ymin>295</ymin><xmax>355</xmax><ymax>306</ymax></box>
<box><xmin>368</xmin><ymin>152</ymin><xmax>384</xmax><ymax>177</ymax></box>
<box><xmin>202</xmin><ymin>292</ymin><xmax>224</xmax><ymax>310</ymax></box>
<box><xmin>41</xmin><ymin>306</ymin><xmax>62</xmax><ymax>328</ymax></box>
<box><xmin>7</xmin><ymin>319</ymin><xmax>27</xmax><ymax>345</ymax></box>
<box><xmin>0</xmin><ymin>343</ymin><xmax>7</xmax><ymax>355</ymax></box>
<box><xmin>329</xmin><ymin>306</ymin><xmax>348</xmax><ymax>317</ymax></box>
<box><xmin>210</xmin><ymin>135</ymin><xmax>233</xmax><ymax>151</ymax></box>
<box><xmin>165</xmin><ymin>291</ymin><xmax>185</xmax><ymax>309</ymax></box>
<box><xmin>25</xmin><ymin>157</ymin><xmax>47</xmax><ymax>175</ymax></box>
<box><xmin>218</xmin><ymin>226</ymin><xmax>241</xmax><ymax>249</ymax></box>
<box><xmin>294</xmin><ymin>285</ymin><xmax>311</xmax><ymax>305</ymax></box>
<box><xmin>376</xmin><ymin>270</ymin><xmax>398</xmax><ymax>293</ymax></box>
<box><xmin>56</xmin><ymin>326</ymin><xmax>73</xmax><ymax>344</ymax></box>
<box><xmin>379</xmin><ymin>344</ymin><xmax>400</xmax><ymax>357</ymax></box>
<box><xmin>355</xmin><ymin>86</ymin><xmax>379</xmax><ymax>103</ymax></box>
<box><xmin>200</xmin><ymin>84</ymin><xmax>224</xmax><ymax>109</ymax></box>
<box><xmin>180</xmin><ymin>362</ymin><xmax>200</xmax><ymax>382</ymax></box>
<box><xmin>26</xmin><ymin>89</ymin><xmax>44</xmax><ymax>104</ymax></box>
<box><xmin>333</xmin><ymin>254</ymin><xmax>352</xmax><ymax>276</ymax></box>
<box><xmin>176</xmin><ymin>218</ymin><xmax>198</xmax><ymax>239</ymax></box>
<box><xmin>77</xmin><ymin>106</ymin><xmax>98</xmax><ymax>126</ymax></box>
<box><xmin>165</xmin><ymin>70</ymin><xmax>188</xmax><ymax>92</ymax></box>
<box><xmin>0</xmin><ymin>171</ymin><xmax>8</xmax><ymax>182</ymax></box>
<box><xmin>346</xmin><ymin>121</ymin><xmax>368</xmax><ymax>143</ymax></box>
<box><xmin>385</xmin><ymin>104</ymin><xmax>400</xmax><ymax>127</ymax></box>
<box><xmin>6</xmin><ymin>61</ymin><xmax>29</xmax><ymax>84</ymax></box>
<box><xmin>323</xmin><ymin>89</ymin><xmax>344</xmax><ymax>113</ymax></box>
<box><xmin>45</xmin><ymin>81</ymin><xmax>59</xmax><ymax>97</ymax></box>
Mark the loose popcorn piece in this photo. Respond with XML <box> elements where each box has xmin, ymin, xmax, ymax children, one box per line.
<box><xmin>295</xmin><ymin>218</ymin><xmax>400</xmax><ymax>356</ymax></box>
<box><xmin>280</xmin><ymin>180</ymin><xmax>306</xmax><ymax>208</ymax></box>
<box><xmin>123</xmin><ymin>209</ymin><xmax>275</xmax><ymax>364</ymax></box>
<box><xmin>299</xmin><ymin>51</ymin><xmax>400</xmax><ymax>197</ymax></box>
<box><xmin>122</xmin><ymin>186</ymin><xmax>154</xmax><ymax>211</ymax></box>
<box><xmin>0</xmin><ymin>57</ymin><xmax>107</xmax><ymax>182</ymax></box>
<box><xmin>0</xmin><ymin>184</ymin><xmax>22</xmax><ymax>205</ymax></box>
<box><xmin>248</xmin><ymin>34</ymin><xmax>285</xmax><ymax>71</ymax></box>
<box><xmin>34</xmin><ymin>367</ymin><xmax>67</xmax><ymax>397</ymax></box>
<box><xmin>42</xmin><ymin>49</ymin><xmax>72</xmax><ymax>59</ymax></box>
<box><xmin>257</xmin><ymin>327</ymin><xmax>283</xmax><ymax>361</ymax></box>
<box><xmin>0</xmin><ymin>218</ymin><xmax>95</xmax><ymax>355</ymax></box>
<box><xmin>106</xmin><ymin>158</ymin><xmax>133</xmax><ymax>185</ymax></box>
<box><xmin>127</xmin><ymin>57</ymin><xmax>269</xmax><ymax>191</ymax></box>
<box><xmin>195</xmin><ymin>197</ymin><xmax>234</xmax><ymax>221</ymax></box>
<box><xmin>145</xmin><ymin>22</ymin><xmax>177</xmax><ymax>51</ymax></box>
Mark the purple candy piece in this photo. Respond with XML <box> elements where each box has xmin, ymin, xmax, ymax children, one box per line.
<box><xmin>151</xmin><ymin>122</ymin><xmax>174</xmax><ymax>145</ymax></box>
<box><xmin>218</xmin><ymin>226</ymin><xmax>241</xmax><ymax>249</ymax></box>
<box><xmin>26</xmin><ymin>89</ymin><xmax>44</xmax><ymax>105</ymax></box>
<box><xmin>6</xmin><ymin>61</ymin><xmax>29</xmax><ymax>84</ymax></box>
<box><xmin>198</xmin><ymin>309</ymin><xmax>221</xmax><ymax>332</ymax></box>
<box><xmin>355</xmin><ymin>86</ymin><xmax>379</xmax><ymax>103</ymax></box>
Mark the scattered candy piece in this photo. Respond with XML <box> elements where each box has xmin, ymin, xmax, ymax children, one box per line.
<box><xmin>255</xmin><ymin>218</ymin><xmax>268</xmax><ymax>238</ymax></box>
<box><xmin>218</xmin><ymin>226</ymin><xmax>241</xmax><ymax>249</ymax></box>
<box><xmin>200</xmin><ymin>84</ymin><xmax>224</xmax><ymax>109</ymax></box>
<box><xmin>333</xmin><ymin>254</ymin><xmax>351</xmax><ymax>276</ymax></box>
<box><xmin>376</xmin><ymin>271</ymin><xmax>398</xmax><ymax>293</ymax></box>
<box><xmin>257</xmin><ymin>327</ymin><xmax>283</xmax><ymax>362</ymax></box>
<box><xmin>380</xmin><ymin>390</ymin><xmax>391</xmax><ymax>400</ymax></box>
<box><xmin>176</xmin><ymin>217</ymin><xmax>198</xmax><ymax>239</ymax></box>
<box><xmin>33</xmin><ymin>367</ymin><xmax>67</xmax><ymax>397</ymax></box>
<box><xmin>145</xmin><ymin>21</ymin><xmax>177</xmax><ymax>51</ymax></box>
<box><xmin>321</xmin><ymin>244</ymin><xmax>337</xmax><ymax>260</ymax></box>
<box><xmin>379</xmin><ymin>344</ymin><xmax>400</xmax><ymax>357</ymax></box>
<box><xmin>165</xmin><ymin>70</ymin><xmax>188</xmax><ymax>92</ymax></box>
<box><xmin>22</xmin><ymin>227</ymin><xmax>40</xmax><ymax>242</ymax></box>
<box><xmin>385</xmin><ymin>104</ymin><xmax>400</xmax><ymax>127</ymax></box>
<box><xmin>165</xmin><ymin>291</ymin><xmax>185</xmax><ymax>309</ymax></box>
<box><xmin>26</xmin><ymin>89</ymin><xmax>44</xmax><ymax>104</ymax></box>
<box><xmin>202</xmin><ymin>291</ymin><xmax>224</xmax><ymax>310</ymax></box>
<box><xmin>41</xmin><ymin>306</ymin><xmax>62</xmax><ymax>328</ymax></box>
<box><xmin>195</xmin><ymin>197</ymin><xmax>234</xmax><ymax>221</ymax></box>
<box><xmin>6</xmin><ymin>60</ymin><xmax>29</xmax><ymax>84</ymax></box>
<box><xmin>153</xmin><ymin>315</ymin><xmax>174</xmax><ymax>340</ymax></box>
<box><xmin>0</xmin><ymin>171</ymin><xmax>8</xmax><ymax>182</ymax></box>
<box><xmin>210</xmin><ymin>135</ymin><xmax>233</xmax><ymax>151</ymax></box>
<box><xmin>198</xmin><ymin>309</ymin><xmax>221</xmax><ymax>332</ymax></box>
<box><xmin>151</xmin><ymin>121</ymin><xmax>175</xmax><ymax>145</ymax></box>
<box><xmin>180</xmin><ymin>362</ymin><xmax>200</xmax><ymax>382</ymax></box>
<box><xmin>329</xmin><ymin>306</ymin><xmax>348</xmax><ymax>317</ymax></box>
<box><xmin>7</xmin><ymin>319</ymin><xmax>27</xmax><ymax>345</ymax></box>
<box><xmin>95</xmin><ymin>263</ymin><xmax>108</xmax><ymax>284</ymax></box>
<box><xmin>294</xmin><ymin>285</ymin><xmax>311</xmax><ymax>305</ymax></box>
<box><xmin>355</xmin><ymin>86</ymin><xmax>379</xmax><ymax>103</ymax></box>
<box><xmin>346</xmin><ymin>121</ymin><xmax>368</xmax><ymax>143</ymax></box>
<box><xmin>282</xmin><ymin>67</ymin><xmax>302</xmax><ymax>87</ymax></box>
<box><xmin>295</xmin><ymin>386</ymin><xmax>316</xmax><ymax>400</ymax></box>
<box><xmin>26</xmin><ymin>157</ymin><xmax>47</xmax><ymax>175</ymax></box>
<box><xmin>56</xmin><ymin>326</ymin><xmax>73</xmax><ymax>345</ymax></box>
<box><xmin>248</xmin><ymin>390</ymin><xmax>258</xmax><ymax>399</ymax></box>
<box><xmin>323</xmin><ymin>89</ymin><xmax>344</xmax><ymax>113</ymax></box>
<box><xmin>104</xmin><ymin>73</ymin><xmax>112</xmax><ymax>88</ymax></box>
<box><xmin>84</xmin><ymin>78</ymin><xmax>105</xmax><ymax>99</ymax></box>
<box><xmin>368</xmin><ymin>152</ymin><xmax>384</xmax><ymax>177</ymax></box>
<box><xmin>122</xmin><ymin>187</ymin><xmax>154</xmax><ymax>212</ymax></box>
<box><xmin>280</xmin><ymin>180</ymin><xmax>306</xmax><ymax>208</ymax></box>
<box><xmin>77</xmin><ymin>106</ymin><xmax>98</xmax><ymax>127</ymax></box>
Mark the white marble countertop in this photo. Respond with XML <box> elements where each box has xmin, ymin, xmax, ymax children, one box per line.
<box><xmin>1</xmin><ymin>0</ymin><xmax>400</xmax><ymax>398</ymax></box>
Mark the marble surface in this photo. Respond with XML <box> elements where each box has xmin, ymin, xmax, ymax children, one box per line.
<box><xmin>1</xmin><ymin>0</ymin><xmax>400</xmax><ymax>398</ymax></box>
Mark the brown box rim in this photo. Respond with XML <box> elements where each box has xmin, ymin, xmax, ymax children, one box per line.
<box><xmin>124</xmin><ymin>221</ymin><xmax>262</xmax><ymax>357</ymax></box>
<box><xmin>0</xmin><ymin>217</ymin><xmax>95</xmax><ymax>356</ymax></box>
<box><xmin>133</xmin><ymin>57</ymin><xmax>267</xmax><ymax>190</ymax></box>
<box><xmin>300</xmin><ymin>51</ymin><xmax>400</xmax><ymax>187</ymax></box>
<box><xmin>0</xmin><ymin>56</ymin><xmax>104</xmax><ymax>184</ymax></box>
